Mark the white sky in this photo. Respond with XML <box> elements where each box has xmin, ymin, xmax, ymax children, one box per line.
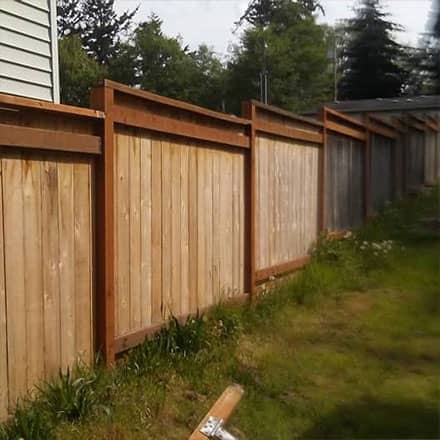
<box><xmin>115</xmin><ymin>0</ymin><xmax>434</xmax><ymax>57</ymax></box>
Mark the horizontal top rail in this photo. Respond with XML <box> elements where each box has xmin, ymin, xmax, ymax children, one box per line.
<box><xmin>102</xmin><ymin>80</ymin><xmax>250</xmax><ymax>127</ymax></box>
<box><xmin>0</xmin><ymin>93</ymin><xmax>105</xmax><ymax>120</ymax></box>
<box><xmin>366</xmin><ymin>114</ymin><xmax>398</xmax><ymax>140</ymax></box>
<box><xmin>405</xmin><ymin>114</ymin><xmax>427</xmax><ymax>132</ymax></box>
<box><xmin>244</xmin><ymin>100</ymin><xmax>323</xmax><ymax>144</ymax></box>
<box><xmin>0</xmin><ymin>122</ymin><xmax>102</xmax><ymax>155</ymax></box>
<box><xmin>249</xmin><ymin>99</ymin><xmax>324</xmax><ymax>128</ymax></box>
<box><xmin>324</xmin><ymin>106</ymin><xmax>366</xmax><ymax>129</ymax></box>
<box><xmin>322</xmin><ymin>107</ymin><xmax>367</xmax><ymax>142</ymax></box>
<box><xmin>368</xmin><ymin>113</ymin><xmax>398</xmax><ymax>131</ymax></box>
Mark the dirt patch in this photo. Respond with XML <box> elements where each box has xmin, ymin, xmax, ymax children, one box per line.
<box><xmin>342</xmin><ymin>293</ymin><xmax>375</xmax><ymax>315</ymax></box>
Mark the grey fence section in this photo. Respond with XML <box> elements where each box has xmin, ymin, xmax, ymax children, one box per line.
<box><xmin>370</xmin><ymin>134</ymin><xmax>395</xmax><ymax>211</ymax></box>
<box><xmin>326</xmin><ymin>133</ymin><xmax>364</xmax><ymax>231</ymax></box>
<box><xmin>424</xmin><ymin>129</ymin><xmax>439</xmax><ymax>184</ymax></box>
<box><xmin>405</xmin><ymin>128</ymin><xmax>425</xmax><ymax>191</ymax></box>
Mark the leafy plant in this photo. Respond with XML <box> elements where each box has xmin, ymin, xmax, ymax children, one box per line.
<box><xmin>0</xmin><ymin>402</ymin><xmax>53</xmax><ymax>440</ymax></box>
<box><xmin>40</xmin><ymin>367</ymin><xmax>100</xmax><ymax>422</ymax></box>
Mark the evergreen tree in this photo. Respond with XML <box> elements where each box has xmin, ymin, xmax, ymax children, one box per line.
<box><xmin>80</xmin><ymin>0</ymin><xmax>138</xmax><ymax>65</ymax></box>
<box><xmin>58</xmin><ymin>35</ymin><xmax>105</xmax><ymax>106</ymax></box>
<box><xmin>57</xmin><ymin>0</ymin><xmax>82</xmax><ymax>37</ymax></box>
<box><xmin>237</xmin><ymin>0</ymin><xmax>324</xmax><ymax>27</ymax></box>
<box><xmin>338</xmin><ymin>0</ymin><xmax>406</xmax><ymax>100</ymax></box>
<box><xmin>227</xmin><ymin>0</ymin><xmax>331</xmax><ymax>113</ymax></box>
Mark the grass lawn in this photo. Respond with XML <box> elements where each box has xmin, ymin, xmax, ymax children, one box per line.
<box><xmin>2</xmin><ymin>188</ymin><xmax>439</xmax><ymax>439</ymax></box>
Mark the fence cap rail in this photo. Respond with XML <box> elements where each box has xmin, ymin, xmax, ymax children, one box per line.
<box><xmin>323</xmin><ymin>106</ymin><xmax>367</xmax><ymax>130</ymax></box>
<box><xmin>99</xmin><ymin>79</ymin><xmax>251</xmax><ymax>127</ymax></box>
<box><xmin>0</xmin><ymin>93</ymin><xmax>105</xmax><ymax>120</ymax></box>
<box><xmin>248</xmin><ymin>99</ymin><xmax>324</xmax><ymax>128</ymax></box>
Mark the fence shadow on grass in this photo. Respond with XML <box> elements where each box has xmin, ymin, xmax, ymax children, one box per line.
<box><xmin>302</xmin><ymin>398</ymin><xmax>439</xmax><ymax>439</ymax></box>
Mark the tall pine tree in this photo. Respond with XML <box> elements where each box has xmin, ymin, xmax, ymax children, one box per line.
<box><xmin>339</xmin><ymin>0</ymin><xmax>406</xmax><ymax>100</ymax></box>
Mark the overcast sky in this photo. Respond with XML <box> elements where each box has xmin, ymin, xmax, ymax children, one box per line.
<box><xmin>114</xmin><ymin>0</ymin><xmax>434</xmax><ymax>57</ymax></box>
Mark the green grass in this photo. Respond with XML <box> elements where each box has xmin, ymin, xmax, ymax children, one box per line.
<box><xmin>2</xmin><ymin>187</ymin><xmax>439</xmax><ymax>439</ymax></box>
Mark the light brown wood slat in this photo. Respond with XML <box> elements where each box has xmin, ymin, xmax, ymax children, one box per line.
<box><xmin>180</xmin><ymin>145</ymin><xmax>190</xmax><ymax>316</ymax></box>
<box><xmin>232</xmin><ymin>154</ymin><xmax>240</xmax><ymax>296</ymax></box>
<box><xmin>255</xmin><ymin>120</ymin><xmax>323</xmax><ymax>144</ymax></box>
<box><xmin>254</xmin><ymin>137</ymin><xmax>260</xmax><ymax>271</ymax></box>
<box><xmin>22</xmin><ymin>157</ymin><xmax>44</xmax><ymax>389</ymax></box>
<box><xmin>161</xmin><ymin>140</ymin><xmax>172</xmax><ymax>320</ymax></box>
<box><xmin>204</xmin><ymin>148</ymin><xmax>213</xmax><ymax>307</ymax></box>
<box><xmin>151</xmin><ymin>137</ymin><xmax>163</xmax><ymax>324</ymax></box>
<box><xmin>223</xmin><ymin>153</ymin><xmax>233</xmax><ymax>298</ymax></box>
<box><xmin>129</xmin><ymin>135</ymin><xmax>142</xmax><ymax>330</ymax></box>
<box><xmin>189</xmin><ymin>384</ymin><xmax>244</xmax><ymax>440</ymax></box>
<box><xmin>41</xmin><ymin>158</ymin><xmax>61</xmax><ymax>376</ymax></box>
<box><xmin>238</xmin><ymin>153</ymin><xmax>245</xmax><ymax>293</ymax></box>
<box><xmin>140</xmin><ymin>135</ymin><xmax>152</xmax><ymax>328</ymax></box>
<box><xmin>188</xmin><ymin>144</ymin><xmax>198</xmax><ymax>314</ymax></box>
<box><xmin>326</xmin><ymin>120</ymin><xmax>366</xmax><ymax>142</ymax></box>
<box><xmin>171</xmin><ymin>142</ymin><xmax>182</xmax><ymax>316</ymax></box>
<box><xmin>211</xmin><ymin>150</ymin><xmax>220</xmax><ymax>302</ymax></box>
<box><xmin>73</xmin><ymin>160</ymin><xmax>93</xmax><ymax>363</ymax></box>
<box><xmin>57</xmin><ymin>161</ymin><xmax>76</xmax><ymax>371</ymax></box>
<box><xmin>3</xmin><ymin>155</ymin><xmax>27</xmax><ymax>406</ymax></box>
<box><xmin>0</xmin><ymin>158</ymin><xmax>7</xmax><ymax>421</ymax></box>
<box><xmin>115</xmin><ymin>132</ymin><xmax>130</xmax><ymax>336</ymax></box>
<box><xmin>197</xmin><ymin>147</ymin><xmax>206</xmax><ymax>309</ymax></box>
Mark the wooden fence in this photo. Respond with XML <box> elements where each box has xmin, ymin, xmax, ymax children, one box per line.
<box><xmin>242</xmin><ymin>101</ymin><xmax>323</xmax><ymax>283</ymax></box>
<box><xmin>0</xmin><ymin>81</ymin><xmax>438</xmax><ymax>420</ymax></box>
<box><xmin>366</xmin><ymin>114</ymin><xmax>398</xmax><ymax>213</ymax></box>
<box><xmin>0</xmin><ymin>94</ymin><xmax>102</xmax><ymax>420</ymax></box>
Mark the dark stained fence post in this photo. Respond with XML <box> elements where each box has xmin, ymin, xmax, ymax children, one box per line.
<box><xmin>90</xmin><ymin>82</ymin><xmax>116</xmax><ymax>365</ymax></box>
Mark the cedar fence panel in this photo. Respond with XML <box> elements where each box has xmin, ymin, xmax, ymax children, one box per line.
<box><xmin>0</xmin><ymin>94</ymin><xmax>102</xmax><ymax>420</ymax></box>
<box><xmin>243</xmin><ymin>101</ymin><xmax>323</xmax><ymax>283</ymax></box>
<box><xmin>366</xmin><ymin>114</ymin><xmax>398</xmax><ymax>212</ymax></box>
<box><xmin>404</xmin><ymin>116</ymin><xmax>426</xmax><ymax>192</ymax></box>
<box><xmin>322</xmin><ymin>108</ymin><xmax>367</xmax><ymax>232</ymax></box>
<box><xmin>91</xmin><ymin>81</ymin><xmax>250</xmax><ymax>355</ymax></box>
<box><xmin>424</xmin><ymin>120</ymin><xmax>439</xmax><ymax>185</ymax></box>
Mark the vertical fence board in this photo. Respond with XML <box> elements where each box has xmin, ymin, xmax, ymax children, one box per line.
<box><xmin>180</xmin><ymin>146</ymin><xmax>190</xmax><ymax>315</ymax></box>
<box><xmin>3</xmin><ymin>155</ymin><xmax>27</xmax><ymax>407</ymax></box>
<box><xmin>0</xmin><ymin>159</ymin><xmax>7</xmax><ymax>420</ymax></box>
<box><xmin>58</xmin><ymin>161</ymin><xmax>76</xmax><ymax>370</ymax></box>
<box><xmin>129</xmin><ymin>136</ymin><xmax>142</xmax><ymax>330</ymax></box>
<box><xmin>171</xmin><ymin>142</ymin><xmax>182</xmax><ymax>316</ymax></box>
<box><xmin>115</xmin><ymin>132</ymin><xmax>130</xmax><ymax>335</ymax></box>
<box><xmin>41</xmin><ymin>159</ymin><xmax>61</xmax><ymax>377</ymax></box>
<box><xmin>73</xmin><ymin>161</ymin><xmax>93</xmax><ymax>363</ymax></box>
<box><xmin>161</xmin><ymin>141</ymin><xmax>172</xmax><ymax>319</ymax></box>
<box><xmin>140</xmin><ymin>136</ymin><xmax>152</xmax><ymax>328</ymax></box>
<box><xmin>151</xmin><ymin>138</ymin><xmax>163</xmax><ymax>324</ymax></box>
<box><xmin>23</xmin><ymin>158</ymin><xmax>44</xmax><ymax>388</ymax></box>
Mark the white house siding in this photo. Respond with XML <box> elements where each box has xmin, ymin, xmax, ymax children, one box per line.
<box><xmin>0</xmin><ymin>0</ymin><xmax>59</xmax><ymax>102</ymax></box>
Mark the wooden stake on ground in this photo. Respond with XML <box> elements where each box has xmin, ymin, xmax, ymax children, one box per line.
<box><xmin>189</xmin><ymin>384</ymin><xmax>244</xmax><ymax>439</ymax></box>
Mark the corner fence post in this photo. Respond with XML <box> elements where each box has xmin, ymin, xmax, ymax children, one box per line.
<box><xmin>90</xmin><ymin>82</ymin><xmax>116</xmax><ymax>365</ymax></box>
<box><xmin>319</xmin><ymin>107</ymin><xmax>328</xmax><ymax>233</ymax></box>
<box><xmin>241</xmin><ymin>101</ymin><xmax>256</xmax><ymax>301</ymax></box>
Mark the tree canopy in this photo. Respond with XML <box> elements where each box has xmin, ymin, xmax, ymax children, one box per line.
<box><xmin>338</xmin><ymin>0</ymin><xmax>406</xmax><ymax>100</ymax></box>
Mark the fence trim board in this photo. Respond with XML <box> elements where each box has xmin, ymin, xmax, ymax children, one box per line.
<box><xmin>324</xmin><ymin>106</ymin><xmax>366</xmax><ymax>129</ymax></box>
<box><xmin>103</xmin><ymin>80</ymin><xmax>250</xmax><ymax>128</ymax></box>
<box><xmin>255</xmin><ymin>256</ymin><xmax>311</xmax><ymax>283</ymax></box>
<box><xmin>0</xmin><ymin>93</ymin><xmax>105</xmax><ymax>120</ymax></box>
<box><xmin>112</xmin><ymin>105</ymin><xmax>249</xmax><ymax>149</ymax></box>
<box><xmin>250</xmin><ymin>99</ymin><xmax>324</xmax><ymax>128</ymax></box>
<box><xmin>325</xmin><ymin>120</ymin><xmax>366</xmax><ymax>141</ymax></box>
<box><xmin>366</xmin><ymin>122</ymin><xmax>398</xmax><ymax>139</ymax></box>
<box><xmin>255</xmin><ymin>120</ymin><xmax>324</xmax><ymax>144</ymax></box>
<box><xmin>0</xmin><ymin>123</ymin><xmax>102</xmax><ymax>154</ymax></box>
